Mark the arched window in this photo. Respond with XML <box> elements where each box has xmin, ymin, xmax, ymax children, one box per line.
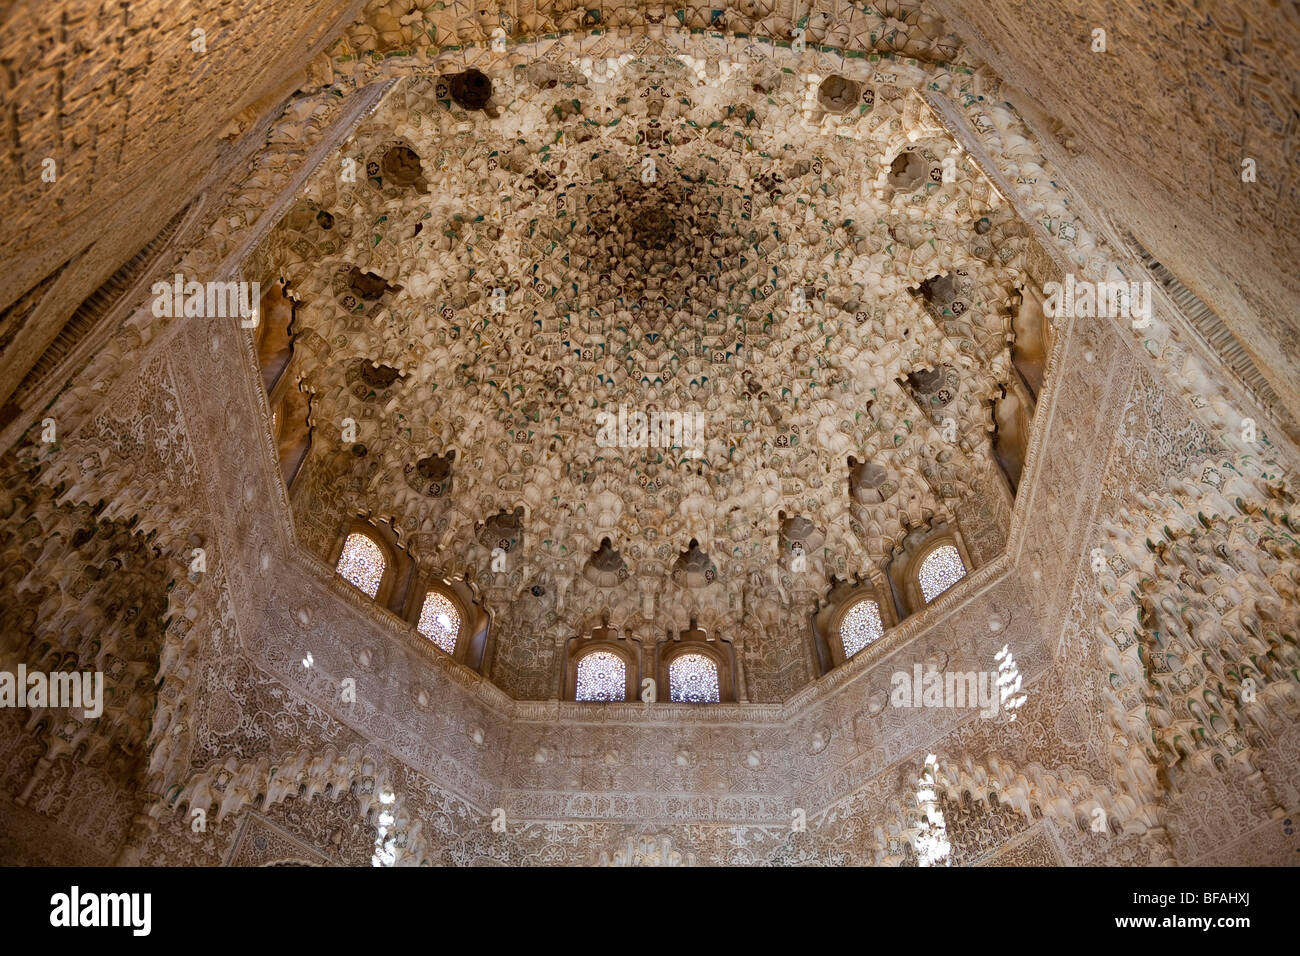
<box><xmin>918</xmin><ymin>544</ymin><xmax>966</xmax><ymax>603</ymax></box>
<box><xmin>575</xmin><ymin>650</ymin><xmax>626</xmax><ymax>702</ymax></box>
<box><xmin>839</xmin><ymin>597</ymin><xmax>884</xmax><ymax>659</ymax></box>
<box><xmin>669</xmin><ymin>653</ymin><xmax>720</xmax><ymax>703</ymax></box>
<box><xmin>336</xmin><ymin>532</ymin><xmax>386</xmax><ymax>597</ymax></box>
<box><xmin>417</xmin><ymin>589</ymin><xmax>461</xmax><ymax>655</ymax></box>
<box><xmin>564</xmin><ymin>619</ymin><xmax>639</xmax><ymax>702</ymax></box>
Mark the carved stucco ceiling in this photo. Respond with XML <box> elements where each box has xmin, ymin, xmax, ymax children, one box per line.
<box><xmin>251</xmin><ymin>48</ymin><xmax>1042</xmax><ymax>697</ymax></box>
<box><xmin>335</xmin><ymin>1</ymin><xmax>964</xmax><ymax>64</ymax></box>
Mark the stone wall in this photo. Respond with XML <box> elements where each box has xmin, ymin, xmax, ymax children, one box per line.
<box><xmin>933</xmin><ymin>0</ymin><xmax>1300</xmax><ymax>421</ymax></box>
<box><xmin>0</xmin><ymin>0</ymin><xmax>367</xmax><ymax>407</ymax></box>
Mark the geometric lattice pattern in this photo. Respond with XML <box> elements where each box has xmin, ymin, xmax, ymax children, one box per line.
<box><xmin>417</xmin><ymin>590</ymin><xmax>460</xmax><ymax>655</ymax></box>
<box><xmin>669</xmin><ymin>654</ymin><xmax>720</xmax><ymax>703</ymax></box>
<box><xmin>840</xmin><ymin>598</ymin><xmax>884</xmax><ymax>658</ymax></box>
<box><xmin>336</xmin><ymin>532</ymin><xmax>385</xmax><ymax>598</ymax></box>
<box><xmin>918</xmin><ymin>545</ymin><xmax>966</xmax><ymax>604</ymax></box>
<box><xmin>575</xmin><ymin>651</ymin><xmax>626</xmax><ymax>702</ymax></box>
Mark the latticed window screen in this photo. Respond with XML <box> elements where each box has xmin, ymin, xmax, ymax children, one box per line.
<box><xmin>575</xmin><ymin>650</ymin><xmax>626</xmax><ymax>701</ymax></box>
<box><xmin>918</xmin><ymin>544</ymin><xmax>966</xmax><ymax>603</ymax></box>
<box><xmin>840</xmin><ymin>598</ymin><xmax>884</xmax><ymax>658</ymax></box>
<box><xmin>336</xmin><ymin>532</ymin><xmax>385</xmax><ymax>597</ymax></box>
<box><xmin>669</xmin><ymin>653</ymin><xmax>720</xmax><ymax>703</ymax></box>
<box><xmin>417</xmin><ymin>590</ymin><xmax>461</xmax><ymax>654</ymax></box>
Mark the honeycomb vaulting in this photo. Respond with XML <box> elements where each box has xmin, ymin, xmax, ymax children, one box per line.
<box><xmin>0</xmin><ymin>1</ymin><xmax>1297</xmax><ymax>868</ymax></box>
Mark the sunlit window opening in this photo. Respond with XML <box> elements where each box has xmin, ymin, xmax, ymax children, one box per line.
<box><xmin>575</xmin><ymin>650</ymin><xmax>626</xmax><ymax>701</ymax></box>
<box><xmin>417</xmin><ymin>590</ymin><xmax>461</xmax><ymax>654</ymax></box>
<box><xmin>840</xmin><ymin>598</ymin><xmax>884</xmax><ymax>659</ymax></box>
<box><xmin>336</xmin><ymin>532</ymin><xmax>385</xmax><ymax>597</ymax></box>
<box><xmin>669</xmin><ymin>653</ymin><xmax>720</xmax><ymax>703</ymax></box>
<box><xmin>918</xmin><ymin>544</ymin><xmax>966</xmax><ymax>603</ymax></box>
